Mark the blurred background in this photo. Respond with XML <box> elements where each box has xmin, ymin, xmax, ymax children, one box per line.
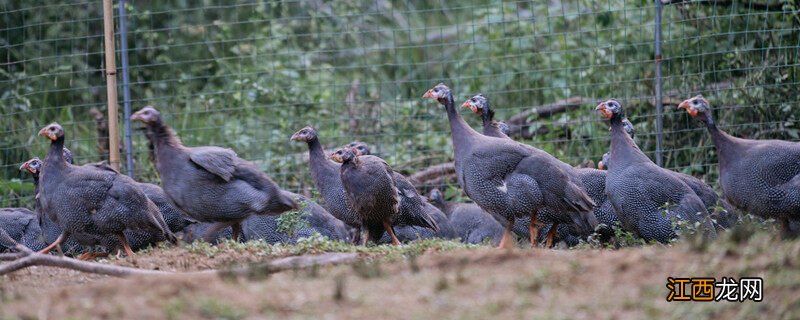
<box><xmin>1</xmin><ymin>0</ymin><xmax>798</xmax><ymax>206</ymax></box>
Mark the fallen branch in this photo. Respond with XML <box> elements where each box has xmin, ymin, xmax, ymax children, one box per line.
<box><xmin>662</xmin><ymin>0</ymin><xmax>787</xmax><ymax>12</ymax></box>
<box><xmin>408</xmin><ymin>162</ymin><xmax>455</xmax><ymax>186</ymax></box>
<box><xmin>506</xmin><ymin>97</ymin><xmax>596</xmax><ymax>139</ymax></box>
<box><xmin>216</xmin><ymin>252</ymin><xmax>360</xmax><ymax>279</ymax></box>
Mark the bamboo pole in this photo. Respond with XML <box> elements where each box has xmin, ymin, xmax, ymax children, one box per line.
<box><xmin>102</xmin><ymin>0</ymin><xmax>120</xmax><ymax>171</ymax></box>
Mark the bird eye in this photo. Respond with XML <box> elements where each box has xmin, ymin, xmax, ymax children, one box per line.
<box><xmin>471</xmin><ymin>98</ymin><xmax>476</xmax><ymax>102</ymax></box>
<box><xmin>433</xmin><ymin>88</ymin><xmax>439</xmax><ymax>92</ymax></box>
<box><xmin>49</xmin><ymin>127</ymin><xmax>55</xmax><ymax>131</ymax></box>
<box><xmin>692</xmin><ymin>100</ymin><xmax>698</xmax><ymax>104</ymax></box>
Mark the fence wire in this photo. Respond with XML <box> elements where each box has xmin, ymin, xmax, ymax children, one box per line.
<box><xmin>1</xmin><ymin>0</ymin><xmax>799</xmax><ymax>207</ymax></box>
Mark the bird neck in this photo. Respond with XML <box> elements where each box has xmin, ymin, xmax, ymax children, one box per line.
<box><xmin>45</xmin><ymin>137</ymin><xmax>67</xmax><ymax>171</ymax></box>
<box><xmin>700</xmin><ymin>111</ymin><xmax>738</xmax><ymax>168</ymax></box>
<box><xmin>149</xmin><ymin>121</ymin><xmax>184</xmax><ymax>152</ymax></box>
<box><xmin>443</xmin><ymin>94</ymin><xmax>480</xmax><ymax>154</ymax></box>
<box><xmin>306</xmin><ymin>137</ymin><xmax>327</xmax><ymax>164</ymax></box>
<box><xmin>609</xmin><ymin>115</ymin><xmax>650</xmax><ymax>168</ymax></box>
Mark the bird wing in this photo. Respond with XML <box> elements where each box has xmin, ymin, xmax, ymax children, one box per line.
<box><xmin>391</xmin><ymin>171</ymin><xmax>440</xmax><ymax>232</ymax></box>
<box><xmin>188</xmin><ymin>146</ymin><xmax>237</xmax><ymax>181</ymax></box>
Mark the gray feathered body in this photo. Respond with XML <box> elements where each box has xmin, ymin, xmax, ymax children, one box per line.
<box><xmin>147</xmin><ymin>125</ymin><xmax>295</xmax><ymax>224</ymax></box>
<box><xmin>606</xmin><ymin>117</ymin><xmax>715</xmax><ymax>243</ymax></box>
<box><xmin>339</xmin><ymin>155</ymin><xmax>399</xmax><ymax>241</ymax></box>
<box><xmin>305</xmin><ymin>138</ymin><xmax>361</xmax><ymax>228</ymax></box>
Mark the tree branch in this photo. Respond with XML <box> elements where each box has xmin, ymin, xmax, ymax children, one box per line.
<box><xmin>506</xmin><ymin>97</ymin><xmax>596</xmax><ymax>139</ymax></box>
<box><xmin>662</xmin><ymin>0</ymin><xmax>787</xmax><ymax>12</ymax></box>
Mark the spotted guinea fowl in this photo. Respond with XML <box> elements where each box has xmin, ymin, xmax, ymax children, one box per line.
<box><xmin>36</xmin><ymin>123</ymin><xmax>176</xmax><ymax>258</ymax></box>
<box><xmin>462</xmin><ymin>93</ymin><xmax>611</xmax><ymax>246</ymax></box>
<box><xmin>424</xmin><ymin>83</ymin><xmax>597</xmax><ymax>249</ymax></box>
<box><xmin>598</xmin><ymin>117</ymin><xmax>737</xmax><ymax>229</ymax></box>
<box><xmin>184</xmin><ymin>191</ymin><xmax>350</xmax><ymax>244</ymax></box>
<box><xmin>132</xmin><ymin>106</ymin><xmax>297</xmax><ymax>242</ymax></box>
<box><xmin>0</xmin><ymin>208</ymin><xmax>44</xmax><ymax>252</ymax></box>
<box><xmin>345</xmin><ymin>141</ymin><xmax>440</xmax><ymax>237</ymax></box>
<box><xmin>330</xmin><ymin>147</ymin><xmax>403</xmax><ymax>245</ymax></box>
<box><xmin>290</xmin><ymin>127</ymin><xmax>361</xmax><ymax>235</ymax></box>
<box><xmin>596</xmin><ymin>100</ymin><xmax>715</xmax><ymax>243</ymax></box>
<box><xmin>679</xmin><ymin>95</ymin><xmax>800</xmax><ymax>235</ymax></box>
<box><xmin>429</xmin><ymin>189</ymin><xmax>503</xmax><ymax>245</ymax></box>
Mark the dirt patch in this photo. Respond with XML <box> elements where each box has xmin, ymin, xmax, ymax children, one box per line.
<box><xmin>1</xmin><ymin>234</ymin><xmax>799</xmax><ymax>319</ymax></box>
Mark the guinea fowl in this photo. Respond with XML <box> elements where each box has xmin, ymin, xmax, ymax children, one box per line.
<box><xmin>596</xmin><ymin>100</ymin><xmax>715</xmax><ymax>243</ymax></box>
<box><xmin>429</xmin><ymin>189</ymin><xmax>503</xmax><ymax>245</ymax></box>
<box><xmin>184</xmin><ymin>192</ymin><xmax>350</xmax><ymax>244</ymax></box>
<box><xmin>0</xmin><ymin>208</ymin><xmax>44</xmax><ymax>252</ymax></box>
<box><xmin>462</xmin><ymin>93</ymin><xmax>612</xmax><ymax>246</ymax></box>
<box><xmin>345</xmin><ymin>141</ymin><xmax>441</xmax><ymax>237</ymax></box>
<box><xmin>330</xmin><ymin>147</ymin><xmax>403</xmax><ymax>245</ymax></box>
<box><xmin>291</xmin><ymin>127</ymin><xmax>361</xmax><ymax>235</ymax></box>
<box><xmin>679</xmin><ymin>95</ymin><xmax>800</xmax><ymax>234</ymax></box>
<box><xmin>36</xmin><ymin>123</ymin><xmax>176</xmax><ymax>258</ymax></box>
<box><xmin>598</xmin><ymin>117</ymin><xmax>737</xmax><ymax>229</ymax></box>
<box><xmin>424</xmin><ymin>83</ymin><xmax>597</xmax><ymax>249</ymax></box>
<box><xmin>132</xmin><ymin>106</ymin><xmax>297</xmax><ymax>242</ymax></box>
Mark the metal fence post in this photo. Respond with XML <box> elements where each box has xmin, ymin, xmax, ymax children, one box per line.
<box><xmin>654</xmin><ymin>0</ymin><xmax>664</xmax><ymax>167</ymax></box>
<box><xmin>118</xmin><ymin>0</ymin><xmax>134</xmax><ymax>177</ymax></box>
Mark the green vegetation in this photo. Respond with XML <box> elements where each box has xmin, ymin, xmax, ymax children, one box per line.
<box><xmin>1</xmin><ymin>1</ymin><xmax>799</xmax><ymax>209</ymax></box>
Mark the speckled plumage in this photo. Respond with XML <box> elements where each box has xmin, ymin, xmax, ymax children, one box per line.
<box><xmin>37</xmin><ymin>123</ymin><xmax>176</xmax><ymax>255</ymax></box>
<box><xmin>681</xmin><ymin>96</ymin><xmax>800</xmax><ymax>232</ymax></box>
<box><xmin>0</xmin><ymin>208</ymin><xmax>44</xmax><ymax>252</ymax></box>
<box><xmin>464</xmin><ymin>92</ymin><xmax>606</xmax><ymax>245</ymax></box>
<box><xmin>292</xmin><ymin>128</ymin><xmax>361</xmax><ymax>230</ymax></box>
<box><xmin>598</xmin><ymin>100</ymin><xmax>715</xmax><ymax>243</ymax></box>
<box><xmin>183</xmin><ymin>192</ymin><xmax>350</xmax><ymax>243</ymax></box>
<box><xmin>333</xmin><ymin>148</ymin><xmax>401</xmax><ymax>244</ymax></box>
<box><xmin>133</xmin><ymin>107</ymin><xmax>297</xmax><ymax>241</ymax></box>
<box><xmin>429</xmin><ymin>189</ymin><xmax>503</xmax><ymax>245</ymax></box>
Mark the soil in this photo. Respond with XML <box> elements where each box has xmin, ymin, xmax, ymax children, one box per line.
<box><xmin>1</xmin><ymin>234</ymin><xmax>798</xmax><ymax>319</ymax></box>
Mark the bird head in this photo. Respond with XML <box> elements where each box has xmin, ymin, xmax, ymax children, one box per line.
<box><xmin>428</xmin><ymin>188</ymin><xmax>444</xmax><ymax>205</ymax></box>
<box><xmin>290</xmin><ymin>126</ymin><xmax>318</xmax><ymax>143</ymax></box>
<box><xmin>461</xmin><ymin>93</ymin><xmax>488</xmax><ymax>114</ymax></box>
<box><xmin>595</xmin><ymin>99</ymin><xmax>623</xmax><ymax>120</ymax></box>
<box><xmin>38</xmin><ymin>123</ymin><xmax>64</xmax><ymax>141</ymax></box>
<box><xmin>422</xmin><ymin>83</ymin><xmax>452</xmax><ymax>105</ymax></box>
<box><xmin>329</xmin><ymin>147</ymin><xmax>357</xmax><ymax>164</ymax></box>
<box><xmin>20</xmin><ymin>157</ymin><xmax>43</xmax><ymax>176</ymax></box>
<box><xmin>345</xmin><ymin>141</ymin><xmax>371</xmax><ymax>156</ymax></box>
<box><xmin>131</xmin><ymin>106</ymin><xmax>162</xmax><ymax>125</ymax></box>
<box><xmin>598</xmin><ymin>152</ymin><xmax>610</xmax><ymax>170</ymax></box>
<box><xmin>678</xmin><ymin>95</ymin><xmax>711</xmax><ymax>119</ymax></box>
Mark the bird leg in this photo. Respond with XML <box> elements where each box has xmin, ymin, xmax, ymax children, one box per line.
<box><xmin>497</xmin><ymin>217</ymin><xmax>516</xmax><ymax>249</ymax></box>
<box><xmin>528</xmin><ymin>215</ymin><xmax>540</xmax><ymax>248</ymax></box>
<box><xmin>360</xmin><ymin>228</ymin><xmax>369</xmax><ymax>246</ymax></box>
<box><xmin>383</xmin><ymin>221</ymin><xmax>401</xmax><ymax>246</ymax></box>
<box><xmin>203</xmin><ymin>221</ymin><xmax>236</xmax><ymax>243</ymax></box>
<box><xmin>116</xmin><ymin>234</ymin><xmax>135</xmax><ymax>258</ymax></box>
<box><xmin>231</xmin><ymin>222</ymin><xmax>243</xmax><ymax>242</ymax></box>
<box><xmin>38</xmin><ymin>233</ymin><xmax>66</xmax><ymax>255</ymax></box>
<box><xmin>545</xmin><ymin>223</ymin><xmax>558</xmax><ymax>248</ymax></box>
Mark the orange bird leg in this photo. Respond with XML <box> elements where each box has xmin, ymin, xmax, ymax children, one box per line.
<box><xmin>528</xmin><ymin>215</ymin><xmax>540</xmax><ymax>248</ymax></box>
<box><xmin>38</xmin><ymin>233</ymin><xmax>66</xmax><ymax>254</ymax></box>
<box><xmin>383</xmin><ymin>221</ymin><xmax>401</xmax><ymax>246</ymax></box>
<box><xmin>497</xmin><ymin>217</ymin><xmax>516</xmax><ymax>249</ymax></box>
<box><xmin>116</xmin><ymin>233</ymin><xmax>135</xmax><ymax>258</ymax></box>
<box><xmin>545</xmin><ymin>223</ymin><xmax>559</xmax><ymax>248</ymax></box>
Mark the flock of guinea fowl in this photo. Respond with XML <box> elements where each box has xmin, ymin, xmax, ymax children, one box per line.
<box><xmin>4</xmin><ymin>82</ymin><xmax>800</xmax><ymax>260</ymax></box>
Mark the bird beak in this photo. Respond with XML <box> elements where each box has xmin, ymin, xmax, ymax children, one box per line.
<box><xmin>597</xmin><ymin>161</ymin><xmax>606</xmax><ymax>170</ymax></box>
<box><xmin>422</xmin><ymin>89</ymin><xmax>434</xmax><ymax>99</ymax></box>
<box><xmin>461</xmin><ymin>100</ymin><xmax>479</xmax><ymax>113</ymax></box>
<box><xmin>19</xmin><ymin>162</ymin><xmax>28</xmax><ymax>172</ymax></box>
<box><xmin>677</xmin><ymin>100</ymin><xmax>698</xmax><ymax>117</ymax></box>
<box><xmin>595</xmin><ymin>102</ymin><xmax>612</xmax><ymax>119</ymax></box>
<box><xmin>289</xmin><ymin>132</ymin><xmax>300</xmax><ymax>141</ymax></box>
<box><xmin>38</xmin><ymin>127</ymin><xmax>56</xmax><ymax>141</ymax></box>
<box><xmin>131</xmin><ymin>110</ymin><xmax>145</xmax><ymax>121</ymax></box>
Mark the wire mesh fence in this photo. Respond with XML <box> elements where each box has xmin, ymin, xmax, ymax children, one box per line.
<box><xmin>1</xmin><ymin>0</ymin><xmax>799</xmax><ymax>207</ymax></box>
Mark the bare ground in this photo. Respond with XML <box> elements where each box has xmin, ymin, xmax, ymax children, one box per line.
<box><xmin>1</xmin><ymin>233</ymin><xmax>798</xmax><ymax>320</ymax></box>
